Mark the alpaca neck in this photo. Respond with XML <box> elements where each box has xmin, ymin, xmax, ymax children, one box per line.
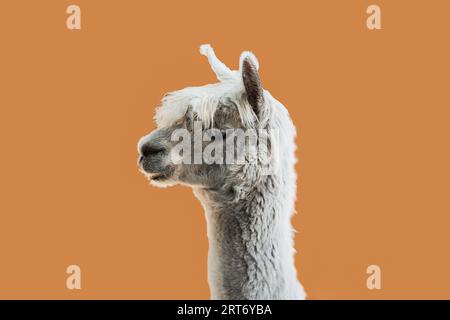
<box><xmin>193</xmin><ymin>176</ymin><xmax>304</xmax><ymax>300</ymax></box>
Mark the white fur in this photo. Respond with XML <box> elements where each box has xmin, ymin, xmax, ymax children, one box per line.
<box><xmin>155</xmin><ymin>44</ymin><xmax>261</xmax><ymax>129</ymax></box>
<box><xmin>144</xmin><ymin>45</ymin><xmax>305</xmax><ymax>299</ymax></box>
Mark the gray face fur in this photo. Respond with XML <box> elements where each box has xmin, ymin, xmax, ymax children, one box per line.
<box><xmin>138</xmin><ymin>51</ymin><xmax>269</xmax><ymax>189</ymax></box>
<box><xmin>138</xmin><ymin>101</ymin><xmax>248</xmax><ymax>189</ymax></box>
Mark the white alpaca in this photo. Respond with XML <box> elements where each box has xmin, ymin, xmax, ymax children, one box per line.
<box><xmin>138</xmin><ymin>45</ymin><xmax>305</xmax><ymax>300</ymax></box>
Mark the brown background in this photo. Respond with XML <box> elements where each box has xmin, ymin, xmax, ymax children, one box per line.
<box><xmin>0</xmin><ymin>0</ymin><xmax>449</xmax><ymax>299</ymax></box>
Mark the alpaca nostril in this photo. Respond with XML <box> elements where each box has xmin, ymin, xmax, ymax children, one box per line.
<box><xmin>140</xmin><ymin>143</ymin><xmax>166</xmax><ymax>158</ymax></box>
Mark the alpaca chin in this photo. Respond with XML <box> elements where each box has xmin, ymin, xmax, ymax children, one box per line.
<box><xmin>139</xmin><ymin>168</ymin><xmax>177</xmax><ymax>188</ymax></box>
<box><xmin>149</xmin><ymin>178</ymin><xmax>176</xmax><ymax>188</ymax></box>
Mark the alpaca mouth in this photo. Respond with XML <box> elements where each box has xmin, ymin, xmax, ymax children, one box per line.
<box><xmin>139</xmin><ymin>166</ymin><xmax>169</xmax><ymax>181</ymax></box>
<box><xmin>139</xmin><ymin>166</ymin><xmax>171</xmax><ymax>183</ymax></box>
<box><xmin>150</xmin><ymin>173</ymin><xmax>168</xmax><ymax>181</ymax></box>
<box><xmin>138</xmin><ymin>156</ymin><xmax>168</xmax><ymax>180</ymax></box>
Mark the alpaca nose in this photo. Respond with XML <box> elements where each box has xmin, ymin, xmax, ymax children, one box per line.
<box><xmin>140</xmin><ymin>143</ymin><xmax>166</xmax><ymax>158</ymax></box>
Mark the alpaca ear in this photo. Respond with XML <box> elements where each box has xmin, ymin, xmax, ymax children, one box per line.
<box><xmin>200</xmin><ymin>44</ymin><xmax>235</xmax><ymax>81</ymax></box>
<box><xmin>240</xmin><ymin>52</ymin><xmax>264</xmax><ymax>117</ymax></box>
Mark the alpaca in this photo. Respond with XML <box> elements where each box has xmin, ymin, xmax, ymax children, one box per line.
<box><xmin>137</xmin><ymin>44</ymin><xmax>305</xmax><ymax>300</ymax></box>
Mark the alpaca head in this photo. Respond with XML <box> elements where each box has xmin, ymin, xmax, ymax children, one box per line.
<box><xmin>138</xmin><ymin>44</ymin><xmax>294</xmax><ymax>189</ymax></box>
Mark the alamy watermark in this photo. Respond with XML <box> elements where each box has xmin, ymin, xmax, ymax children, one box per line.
<box><xmin>366</xmin><ymin>265</ymin><xmax>382</xmax><ymax>290</ymax></box>
<box><xmin>169</xmin><ymin>121</ymin><xmax>280</xmax><ymax>175</ymax></box>
<box><xmin>66</xmin><ymin>264</ymin><xmax>81</xmax><ymax>290</ymax></box>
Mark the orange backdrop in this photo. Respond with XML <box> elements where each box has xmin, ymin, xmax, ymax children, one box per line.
<box><xmin>0</xmin><ymin>0</ymin><xmax>449</xmax><ymax>299</ymax></box>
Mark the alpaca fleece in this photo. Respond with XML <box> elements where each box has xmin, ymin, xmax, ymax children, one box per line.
<box><xmin>138</xmin><ymin>44</ymin><xmax>305</xmax><ymax>300</ymax></box>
